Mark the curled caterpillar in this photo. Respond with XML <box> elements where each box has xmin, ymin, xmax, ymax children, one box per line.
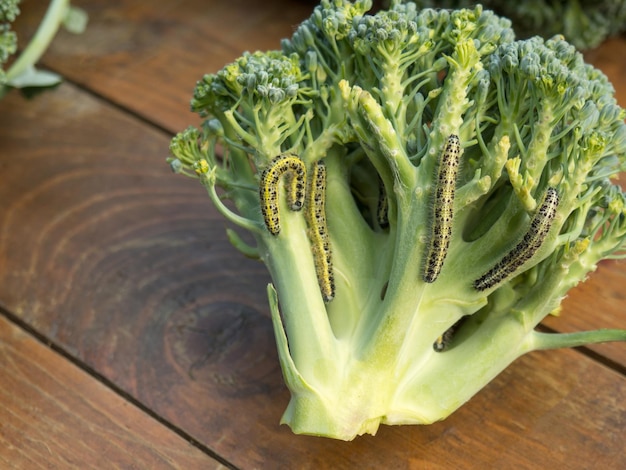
<box><xmin>305</xmin><ymin>161</ymin><xmax>335</xmax><ymax>303</ymax></box>
<box><xmin>259</xmin><ymin>155</ymin><xmax>306</xmax><ymax>235</ymax></box>
<box><xmin>473</xmin><ymin>187</ymin><xmax>559</xmax><ymax>291</ymax></box>
<box><xmin>423</xmin><ymin>134</ymin><xmax>461</xmax><ymax>283</ymax></box>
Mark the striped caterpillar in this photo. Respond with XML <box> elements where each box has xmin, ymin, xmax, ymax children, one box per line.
<box><xmin>305</xmin><ymin>160</ymin><xmax>335</xmax><ymax>303</ymax></box>
<box><xmin>473</xmin><ymin>187</ymin><xmax>559</xmax><ymax>291</ymax></box>
<box><xmin>259</xmin><ymin>155</ymin><xmax>306</xmax><ymax>236</ymax></box>
<box><xmin>423</xmin><ymin>134</ymin><xmax>461</xmax><ymax>283</ymax></box>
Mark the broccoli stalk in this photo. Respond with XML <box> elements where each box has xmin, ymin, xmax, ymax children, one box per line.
<box><xmin>169</xmin><ymin>1</ymin><xmax>626</xmax><ymax>440</ymax></box>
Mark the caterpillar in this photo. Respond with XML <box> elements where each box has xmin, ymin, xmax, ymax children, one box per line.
<box><xmin>433</xmin><ymin>329</ymin><xmax>454</xmax><ymax>352</ymax></box>
<box><xmin>433</xmin><ymin>316</ymin><xmax>468</xmax><ymax>352</ymax></box>
<box><xmin>259</xmin><ymin>155</ymin><xmax>306</xmax><ymax>236</ymax></box>
<box><xmin>473</xmin><ymin>187</ymin><xmax>559</xmax><ymax>291</ymax></box>
<box><xmin>377</xmin><ymin>176</ymin><xmax>390</xmax><ymax>229</ymax></box>
<box><xmin>305</xmin><ymin>160</ymin><xmax>335</xmax><ymax>303</ymax></box>
<box><xmin>423</xmin><ymin>134</ymin><xmax>461</xmax><ymax>283</ymax></box>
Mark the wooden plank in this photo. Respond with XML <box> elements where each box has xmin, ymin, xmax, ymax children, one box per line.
<box><xmin>12</xmin><ymin>0</ymin><xmax>318</xmax><ymax>133</ymax></box>
<box><xmin>1</xmin><ymin>82</ymin><xmax>625</xmax><ymax>468</ymax></box>
<box><xmin>0</xmin><ymin>316</ymin><xmax>227</xmax><ymax>469</ymax></box>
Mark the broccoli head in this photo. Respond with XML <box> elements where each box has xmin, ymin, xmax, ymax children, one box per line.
<box><xmin>169</xmin><ymin>0</ymin><xmax>626</xmax><ymax>440</ymax></box>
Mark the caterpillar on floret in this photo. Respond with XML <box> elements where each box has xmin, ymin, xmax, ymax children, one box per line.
<box><xmin>423</xmin><ymin>134</ymin><xmax>461</xmax><ymax>283</ymax></box>
<box><xmin>259</xmin><ymin>155</ymin><xmax>306</xmax><ymax>236</ymax></box>
<box><xmin>473</xmin><ymin>187</ymin><xmax>559</xmax><ymax>291</ymax></box>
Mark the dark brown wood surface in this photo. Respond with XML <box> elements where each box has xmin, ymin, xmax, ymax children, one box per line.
<box><xmin>0</xmin><ymin>316</ymin><xmax>225</xmax><ymax>469</ymax></box>
<box><xmin>1</xmin><ymin>1</ymin><xmax>625</xmax><ymax>468</ymax></box>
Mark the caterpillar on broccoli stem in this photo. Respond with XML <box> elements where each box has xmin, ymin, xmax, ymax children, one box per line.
<box><xmin>433</xmin><ymin>316</ymin><xmax>468</xmax><ymax>352</ymax></box>
<box><xmin>473</xmin><ymin>187</ymin><xmax>559</xmax><ymax>291</ymax></box>
<box><xmin>259</xmin><ymin>155</ymin><xmax>306</xmax><ymax>236</ymax></box>
<box><xmin>305</xmin><ymin>160</ymin><xmax>335</xmax><ymax>303</ymax></box>
<box><xmin>423</xmin><ymin>134</ymin><xmax>461</xmax><ymax>283</ymax></box>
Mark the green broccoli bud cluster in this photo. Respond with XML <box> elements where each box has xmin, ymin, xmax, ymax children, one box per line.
<box><xmin>408</xmin><ymin>0</ymin><xmax>626</xmax><ymax>50</ymax></box>
<box><xmin>0</xmin><ymin>0</ymin><xmax>19</xmax><ymax>84</ymax></box>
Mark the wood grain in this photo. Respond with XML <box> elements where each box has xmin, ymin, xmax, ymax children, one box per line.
<box><xmin>0</xmin><ymin>316</ymin><xmax>225</xmax><ymax>469</ymax></box>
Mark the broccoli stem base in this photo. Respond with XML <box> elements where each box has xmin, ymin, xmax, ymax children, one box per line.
<box><xmin>268</xmin><ymin>279</ymin><xmax>533</xmax><ymax>439</ymax></box>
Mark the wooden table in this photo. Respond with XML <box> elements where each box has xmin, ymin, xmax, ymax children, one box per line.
<box><xmin>1</xmin><ymin>1</ymin><xmax>625</xmax><ymax>468</ymax></box>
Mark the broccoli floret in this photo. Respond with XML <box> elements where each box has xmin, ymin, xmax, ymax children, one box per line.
<box><xmin>169</xmin><ymin>1</ymin><xmax>626</xmax><ymax>440</ymax></box>
<box><xmin>0</xmin><ymin>0</ymin><xmax>19</xmax><ymax>83</ymax></box>
<box><xmin>0</xmin><ymin>0</ymin><xmax>19</xmax><ymax>26</ymax></box>
<box><xmin>409</xmin><ymin>0</ymin><xmax>626</xmax><ymax>49</ymax></box>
